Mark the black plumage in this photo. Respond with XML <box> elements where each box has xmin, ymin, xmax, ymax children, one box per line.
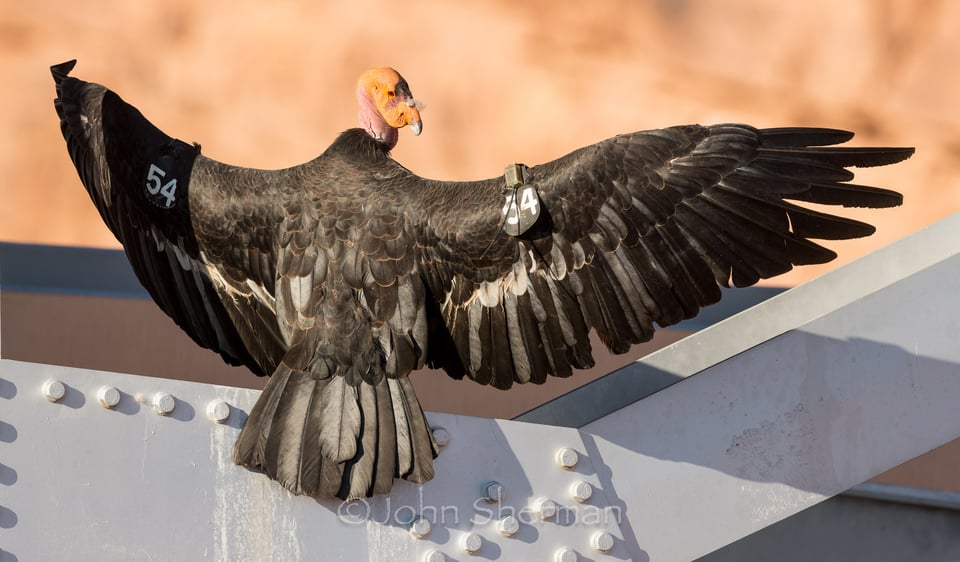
<box><xmin>51</xmin><ymin>60</ymin><xmax>912</xmax><ymax>499</ymax></box>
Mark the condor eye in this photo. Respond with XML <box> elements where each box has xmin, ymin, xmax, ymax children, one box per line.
<box><xmin>387</xmin><ymin>90</ymin><xmax>396</xmax><ymax>97</ymax></box>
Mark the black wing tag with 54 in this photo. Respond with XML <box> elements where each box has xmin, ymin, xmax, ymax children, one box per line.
<box><xmin>143</xmin><ymin>139</ymin><xmax>198</xmax><ymax>210</ymax></box>
<box><xmin>501</xmin><ymin>163</ymin><xmax>541</xmax><ymax>236</ymax></box>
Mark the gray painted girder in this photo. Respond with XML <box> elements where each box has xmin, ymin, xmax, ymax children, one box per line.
<box><xmin>0</xmin><ymin>360</ymin><xmax>624</xmax><ymax>561</ymax></box>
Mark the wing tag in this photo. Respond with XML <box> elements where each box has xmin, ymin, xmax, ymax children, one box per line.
<box><xmin>143</xmin><ymin>140</ymin><xmax>196</xmax><ymax>210</ymax></box>
<box><xmin>501</xmin><ymin>163</ymin><xmax>540</xmax><ymax>236</ymax></box>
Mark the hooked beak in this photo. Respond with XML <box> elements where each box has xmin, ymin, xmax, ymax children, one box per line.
<box><xmin>398</xmin><ymin>98</ymin><xmax>423</xmax><ymax>136</ymax></box>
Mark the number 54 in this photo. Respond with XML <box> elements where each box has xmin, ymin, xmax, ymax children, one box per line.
<box><xmin>146</xmin><ymin>164</ymin><xmax>178</xmax><ymax>208</ymax></box>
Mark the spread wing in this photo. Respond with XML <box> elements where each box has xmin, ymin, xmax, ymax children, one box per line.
<box><xmin>410</xmin><ymin>124</ymin><xmax>912</xmax><ymax>389</ymax></box>
<box><xmin>52</xmin><ymin>60</ymin><xmax>279</xmax><ymax>375</ymax></box>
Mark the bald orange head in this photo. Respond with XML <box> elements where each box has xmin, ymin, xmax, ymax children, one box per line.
<box><xmin>356</xmin><ymin>68</ymin><xmax>422</xmax><ymax>149</ymax></box>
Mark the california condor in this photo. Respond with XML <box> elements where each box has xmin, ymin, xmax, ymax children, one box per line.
<box><xmin>51</xmin><ymin>59</ymin><xmax>913</xmax><ymax>499</ymax></box>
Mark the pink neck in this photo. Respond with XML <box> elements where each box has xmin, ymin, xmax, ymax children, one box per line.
<box><xmin>357</xmin><ymin>84</ymin><xmax>397</xmax><ymax>150</ymax></box>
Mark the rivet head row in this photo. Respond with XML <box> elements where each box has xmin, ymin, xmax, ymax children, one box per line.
<box><xmin>535</xmin><ymin>497</ymin><xmax>558</xmax><ymax>520</ymax></box>
<box><xmin>462</xmin><ymin>532</ymin><xmax>482</xmax><ymax>554</ymax></box>
<box><xmin>556</xmin><ymin>447</ymin><xmax>579</xmax><ymax>469</ymax></box>
<box><xmin>431</xmin><ymin>426</ymin><xmax>450</xmax><ymax>447</ymax></box>
<box><xmin>206</xmin><ymin>400</ymin><xmax>231</xmax><ymax>423</ymax></box>
<box><xmin>97</xmin><ymin>386</ymin><xmax>121</xmax><ymax>408</ymax></box>
<box><xmin>571</xmin><ymin>480</ymin><xmax>593</xmax><ymax>503</ymax></box>
<box><xmin>483</xmin><ymin>481</ymin><xmax>504</xmax><ymax>503</ymax></box>
<box><xmin>423</xmin><ymin>550</ymin><xmax>446</xmax><ymax>562</ymax></box>
<box><xmin>555</xmin><ymin>547</ymin><xmax>578</xmax><ymax>562</ymax></box>
<box><xmin>42</xmin><ymin>379</ymin><xmax>66</xmax><ymax>402</ymax></box>
<box><xmin>497</xmin><ymin>515</ymin><xmax>520</xmax><ymax>537</ymax></box>
<box><xmin>152</xmin><ymin>393</ymin><xmax>176</xmax><ymax>415</ymax></box>
<box><xmin>409</xmin><ymin>517</ymin><xmax>431</xmax><ymax>539</ymax></box>
<box><xmin>591</xmin><ymin>531</ymin><xmax>615</xmax><ymax>553</ymax></box>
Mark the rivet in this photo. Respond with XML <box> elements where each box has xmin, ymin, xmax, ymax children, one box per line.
<box><xmin>483</xmin><ymin>481</ymin><xmax>505</xmax><ymax>503</ymax></box>
<box><xmin>497</xmin><ymin>515</ymin><xmax>520</xmax><ymax>537</ymax></box>
<box><xmin>554</xmin><ymin>547</ymin><xmax>578</xmax><ymax>562</ymax></box>
<box><xmin>152</xmin><ymin>393</ymin><xmax>175</xmax><ymax>415</ymax></box>
<box><xmin>571</xmin><ymin>480</ymin><xmax>593</xmax><ymax>503</ymax></box>
<box><xmin>431</xmin><ymin>426</ymin><xmax>450</xmax><ymax>447</ymax></box>
<box><xmin>591</xmin><ymin>531</ymin><xmax>615</xmax><ymax>553</ymax></box>
<box><xmin>462</xmin><ymin>532</ymin><xmax>482</xmax><ymax>554</ymax></box>
<box><xmin>424</xmin><ymin>550</ymin><xmax>446</xmax><ymax>562</ymax></box>
<box><xmin>42</xmin><ymin>379</ymin><xmax>66</xmax><ymax>402</ymax></box>
<box><xmin>556</xmin><ymin>447</ymin><xmax>579</xmax><ymax>469</ymax></box>
<box><xmin>534</xmin><ymin>497</ymin><xmax>558</xmax><ymax>520</ymax></box>
<box><xmin>409</xmin><ymin>516</ymin><xmax>431</xmax><ymax>539</ymax></box>
<box><xmin>97</xmin><ymin>386</ymin><xmax>121</xmax><ymax>409</ymax></box>
<box><xmin>206</xmin><ymin>400</ymin><xmax>231</xmax><ymax>423</ymax></box>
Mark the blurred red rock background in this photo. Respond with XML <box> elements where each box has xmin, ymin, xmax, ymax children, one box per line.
<box><xmin>3</xmin><ymin>0</ymin><xmax>958</xmax><ymax>289</ymax></box>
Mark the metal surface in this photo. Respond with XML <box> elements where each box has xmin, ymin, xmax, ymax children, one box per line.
<box><xmin>844</xmin><ymin>482</ymin><xmax>960</xmax><ymax>512</ymax></box>
<box><xmin>0</xmin><ymin>360</ymin><xmax>624</xmax><ymax>561</ymax></box>
<box><xmin>0</xmin><ymin>242</ymin><xmax>147</xmax><ymax>299</ymax></box>
<box><xmin>700</xmin><ymin>489</ymin><xmax>960</xmax><ymax>562</ymax></box>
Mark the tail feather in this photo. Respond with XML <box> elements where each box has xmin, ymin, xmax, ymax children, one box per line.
<box><xmin>232</xmin><ymin>368</ymin><xmax>438</xmax><ymax>499</ymax></box>
<box><xmin>267</xmin><ymin>372</ymin><xmax>317</xmax><ymax>494</ymax></box>
<box><xmin>395</xmin><ymin>378</ymin><xmax>440</xmax><ymax>482</ymax></box>
<box><xmin>390</xmin><ymin>379</ymin><xmax>415</xmax><ymax>477</ymax></box>
<box><xmin>341</xmin><ymin>383</ymin><xmax>379</xmax><ymax>499</ymax></box>
<box><xmin>319</xmin><ymin>377</ymin><xmax>360</xmax><ymax>462</ymax></box>
<box><xmin>296</xmin><ymin>380</ymin><xmax>326</xmax><ymax>497</ymax></box>
<box><xmin>233</xmin><ymin>367</ymin><xmax>290</xmax><ymax>468</ymax></box>
<box><xmin>372</xmin><ymin>380</ymin><xmax>399</xmax><ymax>495</ymax></box>
<box><xmin>318</xmin><ymin>449</ymin><xmax>347</xmax><ymax>498</ymax></box>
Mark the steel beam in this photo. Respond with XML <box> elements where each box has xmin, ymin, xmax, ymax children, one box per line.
<box><xmin>0</xmin><ymin>360</ymin><xmax>626</xmax><ymax>561</ymax></box>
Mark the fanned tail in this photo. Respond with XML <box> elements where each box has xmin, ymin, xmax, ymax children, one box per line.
<box><xmin>233</xmin><ymin>365</ymin><xmax>439</xmax><ymax>500</ymax></box>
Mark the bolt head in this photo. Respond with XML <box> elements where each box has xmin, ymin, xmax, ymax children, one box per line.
<box><xmin>431</xmin><ymin>426</ymin><xmax>450</xmax><ymax>447</ymax></box>
<box><xmin>554</xmin><ymin>547</ymin><xmax>578</xmax><ymax>562</ymax></box>
<box><xmin>206</xmin><ymin>400</ymin><xmax>231</xmax><ymax>423</ymax></box>
<box><xmin>423</xmin><ymin>550</ymin><xmax>446</xmax><ymax>562</ymax></box>
<box><xmin>97</xmin><ymin>386</ymin><xmax>121</xmax><ymax>408</ymax></box>
<box><xmin>535</xmin><ymin>497</ymin><xmax>558</xmax><ymax>520</ymax></box>
<box><xmin>152</xmin><ymin>393</ymin><xmax>175</xmax><ymax>415</ymax></box>
<box><xmin>42</xmin><ymin>379</ymin><xmax>66</xmax><ymax>402</ymax></box>
<box><xmin>591</xmin><ymin>531</ymin><xmax>615</xmax><ymax>553</ymax></box>
<box><xmin>483</xmin><ymin>481</ymin><xmax>504</xmax><ymax>503</ymax></box>
<box><xmin>409</xmin><ymin>517</ymin><xmax>431</xmax><ymax>539</ymax></box>
<box><xmin>462</xmin><ymin>532</ymin><xmax>482</xmax><ymax>554</ymax></box>
<box><xmin>571</xmin><ymin>480</ymin><xmax>593</xmax><ymax>503</ymax></box>
<box><xmin>497</xmin><ymin>515</ymin><xmax>520</xmax><ymax>537</ymax></box>
<box><xmin>556</xmin><ymin>447</ymin><xmax>579</xmax><ymax>469</ymax></box>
